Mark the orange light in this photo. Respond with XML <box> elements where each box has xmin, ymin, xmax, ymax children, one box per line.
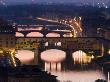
<box><xmin>108</xmin><ymin>50</ymin><xmax>110</xmax><ymax>54</ymax></box>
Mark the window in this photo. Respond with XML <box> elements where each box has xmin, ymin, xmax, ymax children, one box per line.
<box><xmin>11</xmin><ymin>41</ymin><xmax>13</xmax><ymax>44</ymax></box>
<box><xmin>6</xmin><ymin>41</ymin><xmax>8</xmax><ymax>44</ymax></box>
<box><xmin>11</xmin><ymin>38</ymin><xmax>13</xmax><ymax>40</ymax></box>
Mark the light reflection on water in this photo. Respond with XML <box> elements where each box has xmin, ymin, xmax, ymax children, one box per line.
<box><xmin>51</xmin><ymin>70</ymin><xmax>105</xmax><ymax>82</ymax></box>
<box><xmin>72</xmin><ymin>50</ymin><xmax>93</xmax><ymax>64</ymax></box>
<box><xmin>17</xmin><ymin>49</ymin><xmax>106</xmax><ymax>82</ymax></box>
<box><xmin>42</xmin><ymin>50</ymin><xmax>106</xmax><ymax>82</ymax></box>
<box><xmin>45</xmin><ymin>62</ymin><xmax>106</xmax><ymax>82</ymax></box>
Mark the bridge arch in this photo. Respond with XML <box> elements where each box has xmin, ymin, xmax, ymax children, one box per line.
<box><xmin>16</xmin><ymin>32</ymin><xmax>24</xmax><ymax>37</ymax></box>
<box><xmin>40</xmin><ymin>49</ymin><xmax>66</xmax><ymax>71</ymax></box>
<box><xmin>27</xmin><ymin>32</ymin><xmax>43</xmax><ymax>37</ymax></box>
<box><xmin>16</xmin><ymin>50</ymin><xmax>34</xmax><ymax>65</ymax></box>
<box><xmin>40</xmin><ymin>49</ymin><xmax>66</xmax><ymax>63</ymax></box>
<box><xmin>72</xmin><ymin>50</ymin><xmax>94</xmax><ymax>64</ymax></box>
<box><xmin>46</xmin><ymin>33</ymin><xmax>60</xmax><ymax>37</ymax></box>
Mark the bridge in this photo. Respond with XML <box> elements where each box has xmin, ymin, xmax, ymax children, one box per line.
<box><xmin>14</xmin><ymin>17</ymin><xmax>110</xmax><ymax>70</ymax></box>
<box><xmin>16</xmin><ymin>37</ymin><xmax>110</xmax><ymax>69</ymax></box>
<box><xmin>16</xmin><ymin>30</ymin><xmax>71</xmax><ymax>37</ymax></box>
<box><xmin>14</xmin><ymin>17</ymin><xmax>82</xmax><ymax>38</ymax></box>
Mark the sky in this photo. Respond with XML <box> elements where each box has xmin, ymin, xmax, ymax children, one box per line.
<box><xmin>1</xmin><ymin>0</ymin><xmax>110</xmax><ymax>5</ymax></box>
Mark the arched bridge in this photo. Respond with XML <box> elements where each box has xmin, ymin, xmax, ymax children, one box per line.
<box><xmin>16</xmin><ymin>37</ymin><xmax>110</xmax><ymax>69</ymax></box>
<box><xmin>16</xmin><ymin>30</ymin><xmax>71</xmax><ymax>37</ymax></box>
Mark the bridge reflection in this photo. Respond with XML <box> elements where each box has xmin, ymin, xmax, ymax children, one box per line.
<box><xmin>72</xmin><ymin>50</ymin><xmax>93</xmax><ymax>64</ymax></box>
<box><xmin>16</xmin><ymin>49</ymin><xmax>96</xmax><ymax>72</ymax></box>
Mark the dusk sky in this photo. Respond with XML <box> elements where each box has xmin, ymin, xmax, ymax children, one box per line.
<box><xmin>3</xmin><ymin>0</ymin><xmax>110</xmax><ymax>5</ymax></box>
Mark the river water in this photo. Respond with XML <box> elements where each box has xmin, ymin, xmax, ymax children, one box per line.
<box><xmin>16</xmin><ymin>50</ymin><xmax>107</xmax><ymax>82</ymax></box>
<box><xmin>41</xmin><ymin>50</ymin><xmax>106</xmax><ymax>82</ymax></box>
<box><xmin>45</xmin><ymin>62</ymin><xmax>106</xmax><ymax>82</ymax></box>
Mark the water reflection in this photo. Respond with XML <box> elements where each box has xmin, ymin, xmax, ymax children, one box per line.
<box><xmin>41</xmin><ymin>49</ymin><xmax>106</xmax><ymax>82</ymax></box>
<box><xmin>16</xmin><ymin>50</ymin><xmax>34</xmax><ymax>64</ymax></box>
<box><xmin>72</xmin><ymin>50</ymin><xmax>93</xmax><ymax>64</ymax></box>
<box><xmin>45</xmin><ymin>62</ymin><xmax>61</xmax><ymax>71</ymax></box>
<box><xmin>17</xmin><ymin>49</ymin><xmax>106</xmax><ymax>82</ymax></box>
<box><xmin>52</xmin><ymin>70</ymin><xmax>105</xmax><ymax>82</ymax></box>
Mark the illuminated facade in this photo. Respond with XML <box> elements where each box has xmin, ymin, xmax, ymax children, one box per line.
<box><xmin>0</xmin><ymin>18</ymin><xmax>110</xmax><ymax>67</ymax></box>
<box><xmin>0</xmin><ymin>18</ymin><xmax>16</xmax><ymax>67</ymax></box>
<box><xmin>0</xmin><ymin>18</ymin><xmax>16</xmax><ymax>50</ymax></box>
<box><xmin>16</xmin><ymin>38</ymin><xmax>39</xmax><ymax>50</ymax></box>
<box><xmin>0</xmin><ymin>34</ymin><xmax>16</xmax><ymax>50</ymax></box>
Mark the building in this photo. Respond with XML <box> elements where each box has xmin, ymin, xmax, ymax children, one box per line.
<box><xmin>0</xmin><ymin>18</ymin><xmax>16</xmax><ymax>51</ymax></box>
<box><xmin>0</xmin><ymin>65</ymin><xmax>57</xmax><ymax>82</ymax></box>
<box><xmin>0</xmin><ymin>18</ymin><xmax>17</xmax><ymax>67</ymax></box>
<box><xmin>105</xmin><ymin>29</ymin><xmax>110</xmax><ymax>40</ymax></box>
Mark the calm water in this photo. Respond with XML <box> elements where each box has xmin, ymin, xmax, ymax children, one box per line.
<box><xmin>44</xmin><ymin>62</ymin><xmax>106</xmax><ymax>82</ymax></box>
<box><xmin>17</xmin><ymin>50</ymin><xmax>107</xmax><ymax>82</ymax></box>
<box><xmin>42</xmin><ymin>50</ymin><xmax>106</xmax><ymax>82</ymax></box>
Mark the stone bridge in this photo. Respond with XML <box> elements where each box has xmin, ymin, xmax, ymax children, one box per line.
<box><xmin>16</xmin><ymin>37</ymin><xmax>110</xmax><ymax>63</ymax></box>
<box><xmin>16</xmin><ymin>30</ymin><xmax>71</xmax><ymax>37</ymax></box>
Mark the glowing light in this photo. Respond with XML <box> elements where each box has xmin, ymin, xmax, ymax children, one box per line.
<box><xmin>45</xmin><ymin>42</ymin><xmax>49</xmax><ymax>46</ymax></box>
<box><xmin>18</xmin><ymin>27</ymin><xmax>43</xmax><ymax>31</ymax></box>
<box><xmin>0</xmin><ymin>50</ymin><xmax>3</xmax><ymax>53</ymax></box>
<box><xmin>10</xmin><ymin>52</ymin><xmax>16</xmax><ymax>67</ymax></box>
<box><xmin>108</xmin><ymin>50</ymin><xmax>110</xmax><ymax>54</ymax></box>
<box><xmin>72</xmin><ymin>50</ymin><xmax>92</xmax><ymax>64</ymax></box>
<box><xmin>56</xmin><ymin>42</ymin><xmax>61</xmax><ymax>46</ymax></box>
<box><xmin>36</xmin><ymin>17</ymin><xmax>58</xmax><ymax>23</ymax></box>
<box><xmin>45</xmin><ymin>62</ymin><xmax>61</xmax><ymax>71</ymax></box>
<box><xmin>63</xmin><ymin>33</ymin><xmax>73</xmax><ymax>37</ymax></box>
<box><xmin>91</xmin><ymin>55</ymin><xmax>94</xmax><ymax>59</ymax></box>
<box><xmin>41</xmin><ymin>49</ymin><xmax>66</xmax><ymax>63</ymax></box>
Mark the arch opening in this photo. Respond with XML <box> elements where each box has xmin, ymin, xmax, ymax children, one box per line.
<box><xmin>72</xmin><ymin>50</ymin><xmax>94</xmax><ymax>64</ymax></box>
<box><xmin>16</xmin><ymin>32</ymin><xmax>24</xmax><ymax>37</ymax></box>
<box><xmin>46</xmin><ymin>33</ymin><xmax>60</xmax><ymax>37</ymax></box>
<box><xmin>16</xmin><ymin>50</ymin><xmax>34</xmax><ymax>65</ymax></box>
<box><xmin>41</xmin><ymin>49</ymin><xmax>66</xmax><ymax>63</ymax></box>
<box><xmin>27</xmin><ymin>32</ymin><xmax>43</xmax><ymax>37</ymax></box>
<box><xmin>41</xmin><ymin>49</ymin><xmax>65</xmax><ymax>71</ymax></box>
